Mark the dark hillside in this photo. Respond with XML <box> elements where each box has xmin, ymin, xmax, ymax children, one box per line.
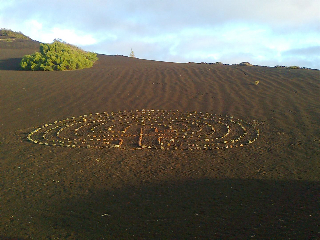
<box><xmin>0</xmin><ymin>34</ymin><xmax>40</xmax><ymax>70</ymax></box>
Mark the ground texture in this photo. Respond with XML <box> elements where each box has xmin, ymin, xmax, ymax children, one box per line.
<box><xmin>0</xmin><ymin>39</ymin><xmax>319</xmax><ymax>239</ymax></box>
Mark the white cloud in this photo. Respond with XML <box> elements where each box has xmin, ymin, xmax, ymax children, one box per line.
<box><xmin>0</xmin><ymin>0</ymin><xmax>319</xmax><ymax>68</ymax></box>
<box><xmin>20</xmin><ymin>19</ymin><xmax>43</xmax><ymax>40</ymax></box>
<box><xmin>3</xmin><ymin>18</ymin><xmax>98</xmax><ymax>46</ymax></box>
<box><xmin>41</xmin><ymin>28</ymin><xmax>97</xmax><ymax>46</ymax></box>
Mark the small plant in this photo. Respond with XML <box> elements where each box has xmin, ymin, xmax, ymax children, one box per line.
<box><xmin>129</xmin><ymin>48</ymin><xmax>135</xmax><ymax>58</ymax></box>
<box><xmin>4</xmin><ymin>39</ymin><xmax>14</xmax><ymax>42</ymax></box>
<box><xmin>20</xmin><ymin>39</ymin><xmax>98</xmax><ymax>71</ymax></box>
<box><xmin>239</xmin><ymin>62</ymin><xmax>253</xmax><ymax>66</ymax></box>
<box><xmin>288</xmin><ymin>66</ymin><xmax>300</xmax><ymax>69</ymax></box>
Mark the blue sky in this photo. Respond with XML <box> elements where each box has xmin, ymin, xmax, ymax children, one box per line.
<box><xmin>1</xmin><ymin>0</ymin><xmax>320</xmax><ymax>68</ymax></box>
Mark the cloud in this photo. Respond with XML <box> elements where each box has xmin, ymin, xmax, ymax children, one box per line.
<box><xmin>41</xmin><ymin>28</ymin><xmax>97</xmax><ymax>46</ymax></box>
<box><xmin>280</xmin><ymin>46</ymin><xmax>320</xmax><ymax>68</ymax></box>
<box><xmin>3</xmin><ymin>0</ymin><xmax>319</xmax><ymax>31</ymax></box>
<box><xmin>283</xmin><ymin>46</ymin><xmax>320</xmax><ymax>57</ymax></box>
<box><xmin>0</xmin><ymin>0</ymin><xmax>319</xmax><ymax>68</ymax></box>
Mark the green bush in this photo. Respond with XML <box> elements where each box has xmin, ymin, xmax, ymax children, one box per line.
<box><xmin>287</xmin><ymin>66</ymin><xmax>300</xmax><ymax>69</ymax></box>
<box><xmin>20</xmin><ymin>40</ymin><xmax>98</xmax><ymax>71</ymax></box>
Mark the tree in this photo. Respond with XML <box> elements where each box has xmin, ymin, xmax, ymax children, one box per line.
<box><xmin>20</xmin><ymin>39</ymin><xmax>98</xmax><ymax>71</ymax></box>
<box><xmin>130</xmin><ymin>48</ymin><xmax>135</xmax><ymax>58</ymax></box>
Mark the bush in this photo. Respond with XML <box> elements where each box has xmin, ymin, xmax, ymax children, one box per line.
<box><xmin>20</xmin><ymin>39</ymin><xmax>98</xmax><ymax>71</ymax></box>
<box><xmin>239</xmin><ymin>62</ymin><xmax>253</xmax><ymax>66</ymax></box>
<box><xmin>129</xmin><ymin>48</ymin><xmax>135</xmax><ymax>58</ymax></box>
<box><xmin>287</xmin><ymin>66</ymin><xmax>300</xmax><ymax>69</ymax></box>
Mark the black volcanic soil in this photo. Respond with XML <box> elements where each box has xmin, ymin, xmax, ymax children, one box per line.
<box><xmin>0</xmin><ymin>39</ymin><xmax>319</xmax><ymax>239</ymax></box>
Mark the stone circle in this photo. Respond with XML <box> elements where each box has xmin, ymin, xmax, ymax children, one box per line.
<box><xmin>27</xmin><ymin>110</ymin><xmax>260</xmax><ymax>150</ymax></box>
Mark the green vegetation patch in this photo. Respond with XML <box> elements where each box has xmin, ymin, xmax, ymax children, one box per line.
<box><xmin>287</xmin><ymin>66</ymin><xmax>300</xmax><ymax>69</ymax></box>
<box><xmin>20</xmin><ymin>40</ymin><xmax>98</xmax><ymax>71</ymax></box>
<box><xmin>0</xmin><ymin>28</ymin><xmax>31</xmax><ymax>40</ymax></box>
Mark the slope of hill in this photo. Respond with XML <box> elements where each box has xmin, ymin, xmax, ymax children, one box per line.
<box><xmin>0</xmin><ymin>30</ymin><xmax>40</xmax><ymax>70</ymax></box>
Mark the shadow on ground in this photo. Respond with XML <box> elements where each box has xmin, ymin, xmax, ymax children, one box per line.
<box><xmin>0</xmin><ymin>58</ymin><xmax>22</xmax><ymax>70</ymax></box>
<box><xmin>41</xmin><ymin>178</ymin><xmax>319</xmax><ymax>239</ymax></box>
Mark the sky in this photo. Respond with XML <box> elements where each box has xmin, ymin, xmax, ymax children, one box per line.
<box><xmin>1</xmin><ymin>0</ymin><xmax>320</xmax><ymax>69</ymax></box>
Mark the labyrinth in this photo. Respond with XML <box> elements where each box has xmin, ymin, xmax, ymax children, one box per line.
<box><xmin>27</xmin><ymin>110</ymin><xmax>260</xmax><ymax>150</ymax></box>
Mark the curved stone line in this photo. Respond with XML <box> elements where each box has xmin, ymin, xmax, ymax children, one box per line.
<box><xmin>27</xmin><ymin>110</ymin><xmax>260</xmax><ymax>150</ymax></box>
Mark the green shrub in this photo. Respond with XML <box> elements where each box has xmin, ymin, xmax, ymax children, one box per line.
<box><xmin>130</xmin><ymin>48</ymin><xmax>135</xmax><ymax>58</ymax></box>
<box><xmin>287</xmin><ymin>66</ymin><xmax>300</xmax><ymax>69</ymax></box>
<box><xmin>20</xmin><ymin>39</ymin><xmax>98</xmax><ymax>71</ymax></box>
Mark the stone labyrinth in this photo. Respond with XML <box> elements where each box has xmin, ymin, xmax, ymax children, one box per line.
<box><xmin>28</xmin><ymin>110</ymin><xmax>260</xmax><ymax>150</ymax></box>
